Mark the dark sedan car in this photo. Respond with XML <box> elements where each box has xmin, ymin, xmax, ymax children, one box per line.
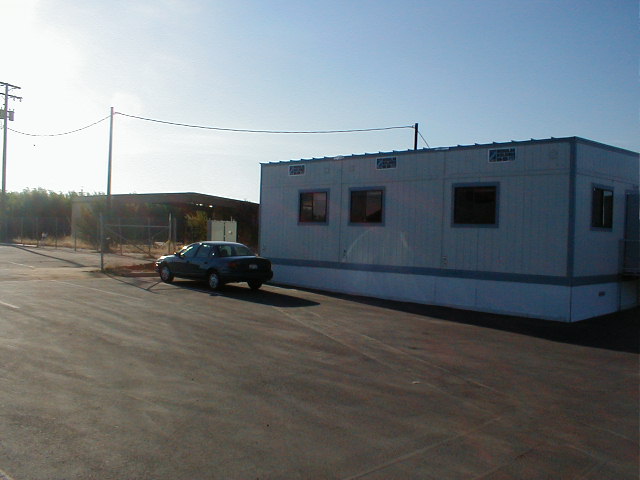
<box><xmin>155</xmin><ymin>241</ymin><xmax>273</xmax><ymax>290</ymax></box>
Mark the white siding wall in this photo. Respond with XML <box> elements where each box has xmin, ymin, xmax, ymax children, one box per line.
<box><xmin>570</xmin><ymin>282</ymin><xmax>621</xmax><ymax>321</ymax></box>
<box><xmin>262</xmin><ymin>141</ymin><xmax>572</xmax><ymax>277</ymax></box>
<box><xmin>440</xmin><ymin>173</ymin><xmax>569</xmax><ymax>276</ymax></box>
<box><xmin>260</xmin><ymin>159</ymin><xmax>340</xmax><ymax>262</ymax></box>
<box><xmin>572</xmin><ymin>143</ymin><xmax>639</xmax><ymax>277</ymax></box>
<box><xmin>274</xmin><ymin>265</ymin><xmax>573</xmax><ymax>321</ymax></box>
<box><xmin>259</xmin><ymin>139</ymin><xmax>639</xmax><ymax>321</ymax></box>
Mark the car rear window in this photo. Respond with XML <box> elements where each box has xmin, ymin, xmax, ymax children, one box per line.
<box><xmin>233</xmin><ymin>245</ymin><xmax>253</xmax><ymax>256</ymax></box>
<box><xmin>217</xmin><ymin>244</ymin><xmax>254</xmax><ymax>257</ymax></box>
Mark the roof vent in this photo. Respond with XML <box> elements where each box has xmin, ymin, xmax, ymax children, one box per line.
<box><xmin>488</xmin><ymin>148</ymin><xmax>516</xmax><ymax>163</ymax></box>
<box><xmin>289</xmin><ymin>165</ymin><xmax>305</xmax><ymax>176</ymax></box>
<box><xmin>376</xmin><ymin>157</ymin><xmax>397</xmax><ymax>170</ymax></box>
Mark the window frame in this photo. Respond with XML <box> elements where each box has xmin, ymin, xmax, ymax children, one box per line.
<box><xmin>298</xmin><ymin>189</ymin><xmax>329</xmax><ymax>225</ymax></box>
<box><xmin>349</xmin><ymin>187</ymin><xmax>385</xmax><ymax>226</ymax></box>
<box><xmin>591</xmin><ymin>184</ymin><xmax>614</xmax><ymax>231</ymax></box>
<box><xmin>452</xmin><ymin>182</ymin><xmax>499</xmax><ymax>228</ymax></box>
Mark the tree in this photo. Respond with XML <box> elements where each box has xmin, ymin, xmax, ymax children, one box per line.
<box><xmin>185</xmin><ymin>211</ymin><xmax>209</xmax><ymax>242</ymax></box>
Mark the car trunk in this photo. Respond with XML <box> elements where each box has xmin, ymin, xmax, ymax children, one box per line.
<box><xmin>227</xmin><ymin>256</ymin><xmax>271</xmax><ymax>273</ymax></box>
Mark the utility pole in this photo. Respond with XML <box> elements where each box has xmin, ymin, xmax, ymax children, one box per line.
<box><xmin>100</xmin><ymin>107</ymin><xmax>114</xmax><ymax>259</ymax></box>
<box><xmin>413</xmin><ymin>123</ymin><xmax>419</xmax><ymax>151</ymax></box>
<box><xmin>106</xmin><ymin>106</ymin><xmax>114</xmax><ymax>217</ymax></box>
<box><xmin>0</xmin><ymin>81</ymin><xmax>22</xmax><ymax>242</ymax></box>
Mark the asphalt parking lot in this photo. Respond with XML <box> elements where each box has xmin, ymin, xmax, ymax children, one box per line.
<box><xmin>0</xmin><ymin>245</ymin><xmax>638</xmax><ymax>479</ymax></box>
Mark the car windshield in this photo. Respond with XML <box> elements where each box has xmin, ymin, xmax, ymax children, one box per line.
<box><xmin>177</xmin><ymin>244</ymin><xmax>199</xmax><ymax>257</ymax></box>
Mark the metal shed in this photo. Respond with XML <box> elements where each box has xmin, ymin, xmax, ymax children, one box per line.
<box><xmin>259</xmin><ymin>137</ymin><xmax>639</xmax><ymax>322</ymax></box>
<box><xmin>71</xmin><ymin>192</ymin><xmax>259</xmax><ymax>248</ymax></box>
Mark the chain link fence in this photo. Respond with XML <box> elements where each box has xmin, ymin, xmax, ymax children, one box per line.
<box><xmin>1</xmin><ymin>213</ymin><xmax>256</xmax><ymax>273</ymax></box>
<box><xmin>100</xmin><ymin>215</ymin><xmax>176</xmax><ymax>258</ymax></box>
<box><xmin>4</xmin><ymin>216</ymin><xmax>75</xmax><ymax>248</ymax></box>
<box><xmin>1</xmin><ymin>215</ymin><xmax>177</xmax><ymax>256</ymax></box>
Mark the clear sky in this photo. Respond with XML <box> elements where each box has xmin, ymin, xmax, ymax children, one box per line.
<box><xmin>4</xmin><ymin>0</ymin><xmax>639</xmax><ymax>203</ymax></box>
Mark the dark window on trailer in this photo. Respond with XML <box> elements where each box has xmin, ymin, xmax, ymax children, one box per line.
<box><xmin>350</xmin><ymin>189</ymin><xmax>383</xmax><ymax>223</ymax></box>
<box><xmin>299</xmin><ymin>191</ymin><xmax>328</xmax><ymax>223</ymax></box>
<box><xmin>453</xmin><ymin>185</ymin><xmax>497</xmax><ymax>225</ymax></box>
<box><xmin>592</xmin><ymin>187</ymin><xmax>613</xmax><ymax>229</ymax></box>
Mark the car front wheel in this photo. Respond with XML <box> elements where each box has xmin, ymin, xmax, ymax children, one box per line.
<box><xmin>208</xmin><ymin>271</ymin><xmax>222</xmax><ymax>290</ymax></box>
<box><xmin>159</xmin><ymin>265</ymin><xmax>174</xmax><ymax>283</ymax></box>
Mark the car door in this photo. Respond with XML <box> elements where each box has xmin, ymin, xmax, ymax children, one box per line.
<box><xmin>172</xmin><ymin>243</ymin><xmax>200</xmax><ymax>276</ymax></box>
<box><xmin>188</xmin><ymin>243</ymin><xmax>214</xmax><ymax>277</ymax></box>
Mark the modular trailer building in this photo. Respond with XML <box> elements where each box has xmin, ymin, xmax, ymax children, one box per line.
<box><xmin>259</xmin><ymin>137</ymin><xmax>639</xmax><ymax>322</ymax></box>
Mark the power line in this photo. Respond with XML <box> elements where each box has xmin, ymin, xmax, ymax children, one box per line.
<box><xmin>418</xmin><ymin>130</ymin><xmax>430</xmax><ymax>148</ymax></box>
<box><xmin>8</xmin><ymin>111</ymin><xmax>416</xmax><ymax>138</ymax></box>
<box><xmin>116</xmin><ymin>112</ymin><xmax>415</xmax><ymax>134</ymax></box>
<box><xmin>8</xmin><ymin>115</ymin><xmax>111</xmax><ymax>137</ymax></box>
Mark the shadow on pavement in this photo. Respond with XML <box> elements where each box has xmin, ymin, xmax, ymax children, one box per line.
<box><xmin>10</xmin><ymin>244</ymin><xmax>90</xmax><ymax>268</ymax></box>
<box><xmin>164</xmin><ymin>280</ymin><xmax>320</xmax><ymax>308</ymax></box>
<box><xmin>277</xmin><ymin>285</ymin><xmax>640</xmax><ymax>354</ymax></box>
<box><xmin>105</xmin><ymin>267</ymin><xmax>638</xmax><ymax>353</ymax></box>
<box><xmin>104</xmin><ymin>273</ymin><xmax>164</xmax><ymax>294</ymax></box>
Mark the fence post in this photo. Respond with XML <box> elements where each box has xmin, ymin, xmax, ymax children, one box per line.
<box><xmin>100</xmin><ymin>214</ymin><xmax>104</xmax><ymax>272</ymax></box>
<box><xmin>168</xmin><ymin>213</ymin><xmax>172</xmax><ymax>254</ymax></box>
<box><xmin>172</xmin><ymin>214</ymin><xmax>177</xmax><ymax>252</ymax></box>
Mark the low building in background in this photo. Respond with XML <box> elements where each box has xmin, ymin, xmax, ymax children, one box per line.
<box><xmin>72</xmin><ymin>192</ymin><xmax>259</xmax><ymax>250</ymax></box>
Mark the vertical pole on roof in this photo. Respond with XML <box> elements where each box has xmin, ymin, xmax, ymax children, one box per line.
<box><xmin>413</xmin><ymin>123</ymin><xmax>419</xmax><ymax>151</ymax></box>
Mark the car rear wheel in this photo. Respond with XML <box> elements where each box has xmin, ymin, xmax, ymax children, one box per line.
<box><xmin>159</xmin><ymin>265</ymin><xmax>174</xmax><ymax>283</ymax></box>
<box><xmin>248</xmin><ymin>281</ymin><xmax>262</xmax><ymax>291</ymax></box>
<box><xmin>208</xmin><ymin>271</ymin><xmax>222</xmax><ymax>290</ymax></box>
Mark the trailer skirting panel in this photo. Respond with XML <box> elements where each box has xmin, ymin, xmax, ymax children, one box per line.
<box><xmin>271</xmin><ymin>262</ymin><xmax>638</xmax><ymax>322</ymax></box>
